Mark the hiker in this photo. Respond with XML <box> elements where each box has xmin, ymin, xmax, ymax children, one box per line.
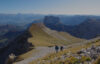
<box><xmin>55</xmin><ymin>45</ymin><xmax>59</xmax><ymax>53</ymax></box>
<box><xmin>60</xmin><ymin>46</ymin><xmax>64</xmax><ymax>51</ymax></box>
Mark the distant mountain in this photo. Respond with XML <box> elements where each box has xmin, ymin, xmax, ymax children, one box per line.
<box><xmin>73</xmin><ymin>18</ymin><xmax>100</xmax><ymax>39</ymax></box>
<box><xmin>44</xmin><ymin>16</ymin><xmax>73</xmax><ymax>32</ymax></box>
<box><xmin>1</xmin><ymin>15</ymin><xmax>100</xmax><ymax>64</ymax></box>
<box><xmin>0</xmin><ymin>14</ymin><xmax>44</xmax><ymax>26</ymax></box>
<box><xmin>58</xmin><ymin>15</ymin><xmax>100</xmax><ymax>25</ymax></box>
<box><xmin>59</xmin><ymin>15</ymin><xmax>88</xmax><ymax>25</ymax></box>
<box><xmin>1</xmin><ymin>15</ymin><xmax>100</xmax><ymax>53</ymax></box>
<box><xmin>1</xmin><ymin>14</ymin><xmax>100</xmax><ymax>27</ymax></box>
<box><xmin>0</xmin><ymin>24</ymin><xmax>24</xmax><ymax>37</ymax></box>
<box><xmin>0</xmin><ymin>24</ymin><xmax>25</xmax><ymax>49</ymax></box>
<box><xmin>43</xmin><ymin>16</ymin><xmax>100</xmax><ymax>39</ymax></box>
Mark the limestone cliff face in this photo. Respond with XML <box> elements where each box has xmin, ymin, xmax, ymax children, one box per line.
<box><xmin>44</xmin><ymin>16</ymin><xmax>73</xmax><ymax>32</ymax></box>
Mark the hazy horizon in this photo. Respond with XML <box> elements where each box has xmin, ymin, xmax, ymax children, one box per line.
<box><xmin>0</xmin><ymin>0</ymin><xmax>100</xmax><ymax>15</ymax></box>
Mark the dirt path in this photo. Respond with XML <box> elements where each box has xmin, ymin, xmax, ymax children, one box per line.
<box><xmin>15</xmin><ymin>47</ymin><xmax>55</xmax><ymax>64</ymax></box>
<box><xmin>15</xmin><ymin>37</ymin><xmax>100</xmax><ymax>64</ymax></box>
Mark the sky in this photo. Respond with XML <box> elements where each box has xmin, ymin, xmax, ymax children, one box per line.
<box><xmin>0</xmin><ymin>0</ymin><xmax>100</xmax><ymax>15</ymax></box>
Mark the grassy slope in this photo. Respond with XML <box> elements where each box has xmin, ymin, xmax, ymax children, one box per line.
<box><xmin>15</xmin><ymin>23</ymin><xmax>85</xmax><ymax>61</ymax></box>
<box><xmin>28</xmin><ymin>23</ymin><xmax>84</xmax><ymax>46</ymax></box>
<box><xmin>28</xmin><ymin>23</ymin><xmax>67</xmax><ymax>46</ymax></box>
<box><xmin>59</xmin><ymin>32</ymin><xmax>85</xmax><ymax>43</ymax></box>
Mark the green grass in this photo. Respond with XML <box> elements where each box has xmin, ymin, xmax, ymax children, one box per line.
<box><xmin>28</xmin><ymin>23</ymin><xmax>84</xmax><ymax>46</ymax></box>
<box><xmin>59</xmin><ymin>32</ymin><xmax>85</xmax><ymax>43</ymax></box>
<box><xmin>28</xmin><ymin>23</ymin><xmax>68</xmax><ymax>46</ymax></box>
<box><xmin>14</xmin><ymin>23</ymin><xmax>86</xmax><ymax>62</ymax></box>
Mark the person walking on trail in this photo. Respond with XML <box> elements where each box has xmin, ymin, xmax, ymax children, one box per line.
<box><xmin>60</xmin><ymin>46</ymin><xmax>64</xmax><ymax>51</ymax></box>
<box><xmin>55</xmin><ymin>45</ymin><xmax>59</xmax><ymax>53</ymax></box>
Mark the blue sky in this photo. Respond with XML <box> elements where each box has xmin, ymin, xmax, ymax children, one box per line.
<box><xmin>0</xmin><ymin>0</ymin><xmax>100</xmax><ymax>15</ymax></box>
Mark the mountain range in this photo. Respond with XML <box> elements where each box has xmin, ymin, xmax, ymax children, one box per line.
<box><xmin>1</xmin><ymin>14</ymin><xmax>100</xmax><ymax>26</ymax></box>
<box><xmin>1</xmin><ymin>15</ymin><xmax>100</xmax><ymax>63</ymax></box>
<box><xmin>44</xmin><ymin>16</ymin><xmax>100</xmax><ymax>39</ymax></box>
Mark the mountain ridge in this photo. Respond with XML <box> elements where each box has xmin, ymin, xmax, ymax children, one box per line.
<box><xmin>43</xmin><ymin>16</ymin><xmax>100</xmax><ymax>39</ymax></box>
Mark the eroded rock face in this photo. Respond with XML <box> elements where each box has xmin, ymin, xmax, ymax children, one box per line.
<box><xmin>44</xmin><ymin>16</ymin><xmax>72</xmax><ymax>32</ymax></box>
<box><xmin>44</xmin><ymin>16</ymin><xmax>61</xmax><ymax>31</ymax></box>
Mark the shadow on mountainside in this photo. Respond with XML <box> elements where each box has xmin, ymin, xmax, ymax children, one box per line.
<box><xmin>0</xmin><ymin>30</ymin><xmax>34</xmax><ymax>64</ymax></box>
<box><xmin>44</xmin><ymin>16</ymin><xmax>100</xmax><ymax>39</ymax></box>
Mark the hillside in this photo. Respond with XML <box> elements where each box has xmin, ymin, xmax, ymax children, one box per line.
<box><xmin>0</xmin><ymin>30</ymin><xmax>33</xmax><ymax>64</ymax></box>
<box><xmin>73</xmin><ymin>18</ymin><xmax>100</xmax><ymax>39</ymax></box>
<box><xmin>14</xmin><ymin>23</ymin><xmax>85</xmax><ymax>63</ymax></box>
<box><xmin>30</xmin><ymin>38</ymin><xmax>100</xmax><ymax>64</ymax></box>
<box><xmin>13</xmin><ymin>16</ymin><xmax>100</xmax><ymax>64</ymax></box>
<box><xmin>44</xmin><ymin>16</ymin><xmax>100</xmax><ymax>39</ymax></box>
<box><xmin>28</xmin><ymin>23</ymin><xmax>84</xmax><ymax>46</ymax></box>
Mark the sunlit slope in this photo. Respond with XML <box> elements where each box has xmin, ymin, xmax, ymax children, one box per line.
<box><xmin>14</xmin><ymin>23</ymin><xmax>85</xmax><ymax>62</ymax></box>
<box><xmin>59</xmin><ymin>32</ymin><xmax>85</xmax><ymax>43</ymax></box>
<box><xmin>28</xmin><ymin>23</ymin><xmax>85</xmax><ymax>46</ymax></box>
<box><xmin>42</xmin><ymin>24</ymin><xmax>85</xmax><ymax>43</ymax></box>
<box><xmin>28</xmin><ymin>23</ymin><xmax>66</xmax><ymax>46</ymax></box>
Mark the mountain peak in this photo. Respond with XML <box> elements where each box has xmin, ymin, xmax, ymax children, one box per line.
<box><xmin>43</xmin><ymin>16</ymin><xmax>67</xmax><ymax>31</ymax></box>
<box><xmin>44</xmin><ymin>16</ymin><xmax>61</xmax><ymax>24</ymax></box>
